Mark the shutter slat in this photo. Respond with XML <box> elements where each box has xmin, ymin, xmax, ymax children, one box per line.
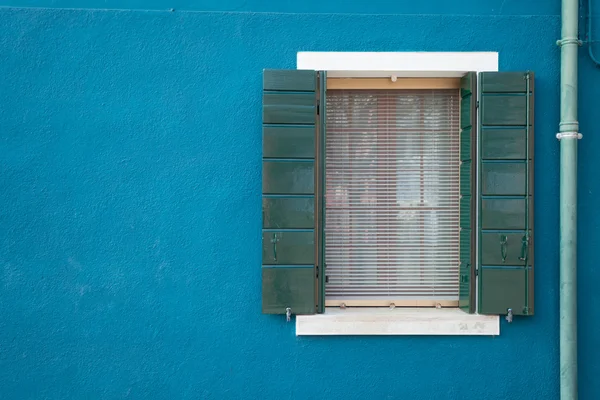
<box><xmin>325</xmin><ymin>89</ymin><xmax>460</xmax><ymax>302</ymax></box>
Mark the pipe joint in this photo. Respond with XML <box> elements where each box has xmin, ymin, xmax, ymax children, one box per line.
<box><xmin>559</xmin><ymin>121</ymin><xmax>580</xmax><ymax>132</ymax></box>
<box><xmin>556</xmin><ymin>37</ymin><xmax>583</xmax><ymax>46</ymax></box>
<box><xmin>556</xmin><ymin>131</ymin><xmax>583</xmax><ymax>140</ymax></box>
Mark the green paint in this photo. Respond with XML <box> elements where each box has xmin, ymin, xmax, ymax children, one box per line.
<box><xmin>481</xmin><ymin>232</ymin><xmax>532</xmax><ymax>265</ymax></box>
<box><xmin>459</xmin><ymin>228</ymin><xmax>473</xmax><ymax>311</ymax></box>
<box><xmin>262</xmin><ymin>267</ymin><xmax>316</xmax><ymax>314</ymax></box>
<box><xmin>264</xmin><ymin>92</ymin><xmax>316</xmax><ymax>107</ymax></box>
<box><xmin>481</xmin><ymin>128</ymin><xmax>527</xmax><ymax>159</ymax></box>
<box><xmin>262</xmin><ymin>161</ymin><xmax>315</xmax><ymax>194</ymax></box>
<box><xmin>481</xmin><ymin>72</ymin><xmax>528</xmax><ymax>93</ymax></box>
<box><xmin>262</xmin><ymin>197</ymin><xmax>314</xmax><ymax>229</ymax></box>
<box><xmin>460</xmin><ymin>196</ymin><xmax>472</xmax><ymax>228</ymax></box>
<box><xmin>460</xmin><ymin>96</ymin><xmax>472</xmax><ymax>130</ymax></box>
<box><xmin>523</xmin><ymin>73</ymin><xmax>532</xmax><ymax>312</ymax></box>
<box><xmin>481</xmin><ymin>163</ymin><xmax>526</xmax><ymax>195</ymax></box>
<box><xmin>263</xmin><ymin>104</ymin><xmax>316</xmax><ymax>125</ymax></box>
<box><xmin>262</xmin><ymin>77</ymin><xmax>318</xmax><ymax>125</ymax></box>
<box><xmin>261</xmin><ymin>70</ymin><xmax>319</xmax><ymax>315</ymax></box>
<box><xmin>460</xmin><ymin>161</ymin><xmax>472</xmax><ymax>195</ymax></box>
<box><xmin>460</xmin><ymin>70</ymin><xmax>475</xmax><ymax>96</ymax></box>
<box><xmin>317</xmin><ymin>71</ymin><xmax>327</xmax><ymax>313</ymax></box>
<box><xmin>263</xmin><ymin>126</ymin><xmax>315</xmax><ymax>159</ymax></box>
<box><xmin>263</xmin><ymin>69</ymin><xmax>316</xmax><ymax>91</ymax></box>
<box><xmin>478</xmin><ymin>72</ymin><xmax>534</xmax><ymax>316</ymax></box>
<box><xmin>481</xmin><ymin>96</ymin><xmax>528</xmax><ymax>126</ymax></box>
<box><xmin>459</xmin><ymin>72</ymin><xmax>476</xmax><ymax>313</ymax></box>
<box><xmin>262</xmin><ymin>231</ymin><xmax>315</xmax><ymax>265</ymax></box>
<box><xmin>460</xmin><ymin>127</ymin><xmax>472</xmax><ymax>161</ymax></box>
<box><xmin>479</xmin><ymin>268</ymin><xmax>530</xmax><ymax>315</ymax></box>
<box><xmin>481</xmin><ymin>198</ymin><xmax>526</xmax><ymax>230</ymax></box>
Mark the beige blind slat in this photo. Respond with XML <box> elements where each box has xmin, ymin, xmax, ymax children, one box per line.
<box><xmin>325</xmin><ymin>89</ymin><xmax>460</xmax><ymax>302</ymax></box>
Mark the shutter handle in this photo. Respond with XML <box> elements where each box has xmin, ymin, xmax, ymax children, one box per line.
<box><xmin>519</xmin><ymin>234</ymin><xmax>529</xmax><ymax>263</ymax></box>
<box><xmin>460</xmin><ymin>264</ymin><xmax>470</xmax><ymax>283</ymax></box>
<box><xmin>500</xmin><ymin>235</ymin><xmax>508</xmax><ymax>263</ymax></box>
<box><xmin>271</xmin><ymin>233</ymin><xmax>280</xmax><ymax>262</ymax></box>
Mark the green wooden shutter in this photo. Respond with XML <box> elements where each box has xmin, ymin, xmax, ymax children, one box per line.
<box><xmin>262</xmin><ymin>69</ymin><xmax>324</xmax><ymax>315</ymax></box>
<box><xmin>478</xmin><ymin>71</ymin><xmax>534</xmax><ymax>316</ymax></box>
<box><xmin>459</xmin><ymin>72</ymin><xmax>477</xmax><ymax>313</ymax></box>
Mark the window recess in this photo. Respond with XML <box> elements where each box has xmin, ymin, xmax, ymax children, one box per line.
<box><xmin>324</xmin><ymin>78</ymin><xmax>461</xmax><ymax>307</ymax></box>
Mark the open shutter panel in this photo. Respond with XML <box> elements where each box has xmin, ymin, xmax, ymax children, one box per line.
<box><xmin>478</xmin><ymin>72</ymin><xmax>534</xmax><ymax>316</ymax></box>
<box><xmin>459</xmin><ymin>72</ymin><xmax>477</xmax><ymax>313</ymax></box>
<box><xmin>262</xmin><ymin>69</ymin><xmax>323</xmax><ymax>315</ymax></box>
<box><xmin>318</xmin><ymin>72</ymin><xmax>327</xmax><ymax>313</ymax></box>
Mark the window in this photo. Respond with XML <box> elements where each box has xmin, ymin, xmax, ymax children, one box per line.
<box><xmin>325</xmin><ymin>83</ymin><xmax>460</xmax><ymax>307</ymax></box>
<box><xmin>261</xmin><ymin>53</ymin><xmax>534</xmax><ymax>335</ymax></box>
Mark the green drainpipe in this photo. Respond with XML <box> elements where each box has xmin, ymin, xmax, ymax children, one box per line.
<box><xmin>557</xmin><ymin>0</ymin><xmax>581</xmax><ymax>398</ymax></box>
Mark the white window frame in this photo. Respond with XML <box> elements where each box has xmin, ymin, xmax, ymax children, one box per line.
<box><xmin>296</xmin><ymin>51</ymin><xmax>500</xmax><ymax>336</ymax></box>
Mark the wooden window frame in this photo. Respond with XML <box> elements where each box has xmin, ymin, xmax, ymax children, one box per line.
<box><xmin>327</xmin><ymin>77</ymin><xmax>461</xmax><ymax>90</ymax></box>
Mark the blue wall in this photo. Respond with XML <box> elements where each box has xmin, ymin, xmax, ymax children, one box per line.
<box><xmin>0</xmin><ymin>0</ymin><xmax>561</xmax><ymax>15</ymax></box>
<box><xmin>1</xmin><ymin>2</ymin><xmax>599</xmax><ymax>399</ymax></box>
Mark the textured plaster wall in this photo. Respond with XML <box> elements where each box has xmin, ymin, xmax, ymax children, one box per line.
<box><xmin>0</xmin><ymin>2</ymin><xmax>599</xmax><ymax>399</ymax></box>
<box><xmin>0</xmin><ymin>0</ymin><xmax>561</xmax><ymax>15</ymax></box>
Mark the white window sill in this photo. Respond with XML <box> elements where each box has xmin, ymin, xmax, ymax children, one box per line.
<box><xmin>296</xmin><ymin>308</ymin><xmax>499</xmax><ymax>336</ymax></box>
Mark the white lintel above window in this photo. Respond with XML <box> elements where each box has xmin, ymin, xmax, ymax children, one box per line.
<box><xmin>297</xmin><ymin>51</ymin><xmax>499</xmax><ymax>77</ymax></box>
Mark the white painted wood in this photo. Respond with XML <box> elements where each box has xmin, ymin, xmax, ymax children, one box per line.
<box><xmin>296</xmin><ymin>308</ymin><xmax>500</xmax><ymax>336</ymax></box>
<box><xmin>297</xmin><ymin>52</ymin><xmax>499</xmax><ymax>77</ymax></box>
<box><xmin>327</xmin><ymin>77</ymin><xmax>460</xmax><ymax>89</ymax></box>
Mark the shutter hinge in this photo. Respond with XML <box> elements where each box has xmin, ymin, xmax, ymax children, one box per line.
<box><xmin>317</xmin><ymin>100</ymin><xmax>320</xmax><ymax>116</ymax></box>
<box><xmin>476</xmin><ymin>100</ymin><xmax>480</xmax><ymax>109</ymax></box>
<box><xmin>315</xmin><ymin>265</ymin><xmax>319</xmax><ymax>279</ymax></box>
<box><xmin>474</xmin><ymin>268</ymin><xmax>479</xmax><ymax>277</ymax></box>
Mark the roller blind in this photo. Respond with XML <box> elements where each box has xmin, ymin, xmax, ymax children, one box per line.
<box><xmin>325</xmin><ymin>89</ymin><xmax>460</xmax><ymax>304</ymax></box>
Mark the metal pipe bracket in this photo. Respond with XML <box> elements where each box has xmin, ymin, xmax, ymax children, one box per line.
<box><xmin>556</xmin><ymin>131</ymin><xmax>583</xmax><ymax>140</ymax></box>
<box><xmin>556</xmin><ymin>37</ymin><xmax>583</xmax><ymax>46</ymax></box>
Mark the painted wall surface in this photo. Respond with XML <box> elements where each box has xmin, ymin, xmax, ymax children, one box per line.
<box><xmin>0</xmin><ymin>0</ymin><xmax>561</xmax><ymax>15</ymax></box>
<box><xmin>1</xmin><ymin>1</ymin><xmax>599</xmax><ymax>399</ymax></box>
